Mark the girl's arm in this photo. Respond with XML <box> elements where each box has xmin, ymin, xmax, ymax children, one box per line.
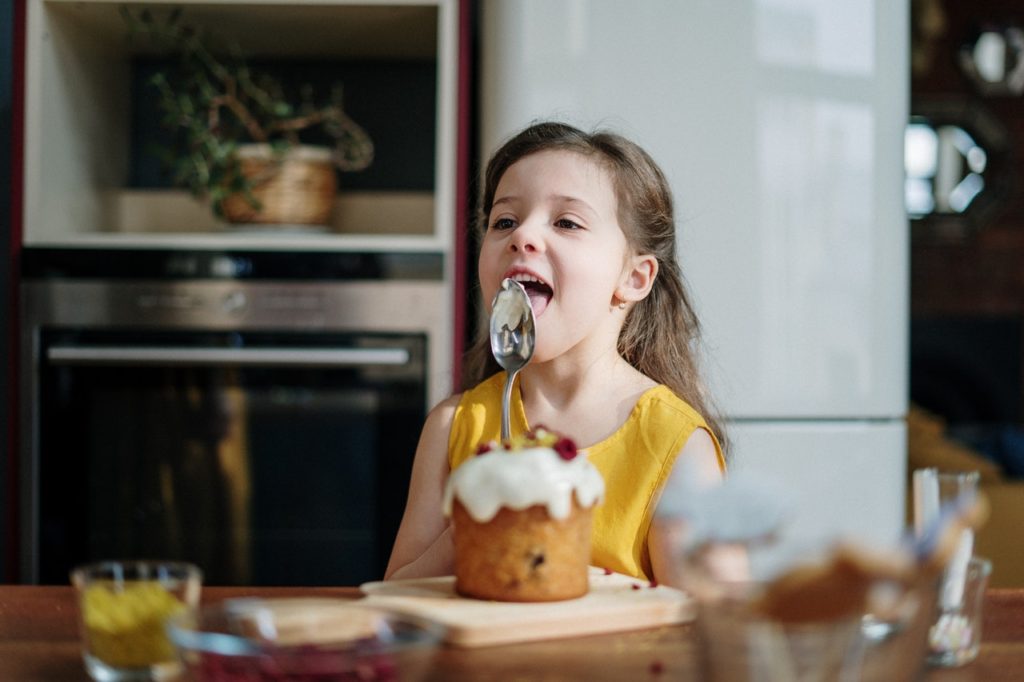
<box><xmin>383</xmin><ymin>394</ymin><xmax>461</xmax><ymax>580</ymax></box>
<box><xmin>647</xmin><ymin>427</ymin><xmax>724</xmax><ymax>588</ymax></box>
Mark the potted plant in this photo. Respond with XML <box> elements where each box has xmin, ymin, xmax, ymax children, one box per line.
<box><xmin>123</xmin><ymin>7</ymin><xmax>374</xmax><ymax>226</ymax></box>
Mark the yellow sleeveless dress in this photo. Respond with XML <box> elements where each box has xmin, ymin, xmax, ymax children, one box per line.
<box><xmin>448</xmin><ymin>372</ymin><xmax>725</xmax><ymax>581</ymax></box>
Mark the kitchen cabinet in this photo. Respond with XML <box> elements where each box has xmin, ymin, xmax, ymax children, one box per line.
<box><xmin>20</xmin><ymin>0</ymin><xmax>469</xmax><ymax>399</ymax></box>
<box><xmin>14</xmin><ymin>0</ymin><xmax>469</xmax><ymax>586</ymax></box>
<box><xmin>22</xmin><ymin>0</ymin><xmax>462</xmax><ymax>255</ymax></box>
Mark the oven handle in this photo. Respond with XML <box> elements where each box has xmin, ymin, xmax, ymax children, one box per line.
<box><xmin>46</xmin><ymin>345</ymin><xmax>411</xmax><ymax>368</ymax></box>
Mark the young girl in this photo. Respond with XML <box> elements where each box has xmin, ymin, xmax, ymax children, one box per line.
<box><xmin>385</xmin><ymin>121</ymin><xmax>726</xmax><ymax>586</ymax></box>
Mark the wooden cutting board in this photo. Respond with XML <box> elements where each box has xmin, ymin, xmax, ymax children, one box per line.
<box><xmin>358</xmin><ymin>569</ymin><xmax>695</xmax><ymax>647</ymax></box>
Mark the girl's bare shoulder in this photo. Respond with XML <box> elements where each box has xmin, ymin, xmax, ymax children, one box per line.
<box><xmin>420</xmin><ymin>392</ymin><xmax>464</xmax><ymax>441</ymax></box>
<box><xmin>432</xmin><ymin>392</ymin><xmax>464</xmax><ymax>417</ymax></box>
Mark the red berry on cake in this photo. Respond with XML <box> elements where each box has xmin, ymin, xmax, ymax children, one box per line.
<box><xmin>554</xmin><ymin>437</ymin><xmax>578</xmax><ymax>460</ymax></box>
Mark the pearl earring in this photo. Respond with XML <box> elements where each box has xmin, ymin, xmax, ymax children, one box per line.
<box><xmin>617</xmin><ymin>301</ymin><xmax>627</xmax><ymax>310</ymax></box>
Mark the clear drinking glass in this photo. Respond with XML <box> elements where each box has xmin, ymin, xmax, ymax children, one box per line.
<box><xmin>927</xmin><ymin>556</ymin><xmax>991</xmax><ymax>666</ymax></box>
<box><xmin>913</xmin><ymin>469</ymin><xmax>980</xmax><ymax>540</ymax></box>
<box><xmin>912</xmin><ymin>468</ymin><xmax>987</xmax><ymax>667</ymax></box>
<box><xmin>70</xmin><ymin>560</ymin><xmax>202</xmax><ymax>681</ymax></box>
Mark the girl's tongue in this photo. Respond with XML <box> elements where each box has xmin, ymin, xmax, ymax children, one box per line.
<box><xmin>520</xmin><ymin>281</ymin><xmax>552</xmax><ymax>317</ymax></box>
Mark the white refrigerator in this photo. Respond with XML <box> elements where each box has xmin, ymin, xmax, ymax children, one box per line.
<box><xmin>479</xmin><ymin>0</ymin><xmax>909</xmax><ymax>546</ymax></box>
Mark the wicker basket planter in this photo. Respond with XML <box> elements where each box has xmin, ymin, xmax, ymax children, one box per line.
<box><xmin>220</xmin><ymin>144</ymin><xmax>337</xmax><ymax>226</ymax></box>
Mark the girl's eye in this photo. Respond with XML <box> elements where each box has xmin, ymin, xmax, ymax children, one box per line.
<box><xmin>555</xmin><ymin>218</ymin><xmax>583</xmax><ymax>230</ymax></box>
<box><xmin>490</xmin><ymin>217</ymin><xmax>516</xmax><ymax>231</ymax></box>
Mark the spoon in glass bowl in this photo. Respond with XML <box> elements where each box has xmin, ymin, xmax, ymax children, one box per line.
<box><xmin>489</xmin><ymin>278</ymin><xmax>536</xmax><ymax>442</ymax></box>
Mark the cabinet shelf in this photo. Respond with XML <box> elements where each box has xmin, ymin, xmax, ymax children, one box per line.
<box><xmin>37</xmin><ymin>189</ymin><xmax>438</xmax><ymax>252</ymax></box>
<box><xmin>23</xmin><ymin>0</ymin><xmax>459</xmax><ymax>252</ymax></box>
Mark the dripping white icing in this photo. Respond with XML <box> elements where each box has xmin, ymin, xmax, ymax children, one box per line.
<box><xmin>442</xmin><ymin>446</ymin><xmax>605</xmax><ymax>522</ymax></box>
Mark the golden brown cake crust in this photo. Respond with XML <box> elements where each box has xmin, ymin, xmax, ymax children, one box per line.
<box><xmin>452</xmin><ymin>500</ymin><xmax>592</xmax><ymax>602</ymax></box>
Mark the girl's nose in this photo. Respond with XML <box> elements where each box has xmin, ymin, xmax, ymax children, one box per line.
<box><xmin>509</xmin><ymin>222</ymin><xmax>543</xmax><ymax>254</ymax></box>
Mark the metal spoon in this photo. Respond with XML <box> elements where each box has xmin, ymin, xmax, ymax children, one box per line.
<box><xmin>489</xmin><ymin>278</ymin><xmax>536</xmax><ymax>441</ymax></box>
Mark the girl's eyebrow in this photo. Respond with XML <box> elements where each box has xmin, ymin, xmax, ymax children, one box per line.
<box><xmin>491</xmin><ymin>194</ymin><xmax>598</xmax><ymax>214</ymax></box>
<box><xmin>492</xmin><ymin>195</ymin><xmax>518</xmax><ymax>208</ymax></box>
<box><xmin>555</xmin><ymin>195</ymin><xmax>591</xmax><ymax>206</ymax></box>
<box><xmin>554</xmin><ymin>195</ymin><xmax>598</xmax><ymax>215</ymax></box>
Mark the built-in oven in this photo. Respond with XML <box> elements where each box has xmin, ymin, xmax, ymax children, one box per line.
<box><xmin>20</xmin><ymin>249</ymin><xmax>451</xmax><ymax>586</ymax></box>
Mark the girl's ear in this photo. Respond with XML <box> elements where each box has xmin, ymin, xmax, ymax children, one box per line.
<box><xmin>616</xmin><ymin>253</ymin><xmax>659</xmax><ymax>304</ymax></box>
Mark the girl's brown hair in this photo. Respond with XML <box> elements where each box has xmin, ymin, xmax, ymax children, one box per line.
<box><xmin>463</xmin><ymin>121</ymin><xmax>727</xmax><ymax>455</ymax></box>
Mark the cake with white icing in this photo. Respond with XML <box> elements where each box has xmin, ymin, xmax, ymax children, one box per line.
<box><xmin>443</xmin><ymin>428</ymin><xmax>605</xmax><ymax>602</ymax></box>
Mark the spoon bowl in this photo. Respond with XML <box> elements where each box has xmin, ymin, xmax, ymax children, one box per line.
<box><xmin>489</xmin><ymin>279</ymin><xmax>536</xmax><ymax>441</ymax></box>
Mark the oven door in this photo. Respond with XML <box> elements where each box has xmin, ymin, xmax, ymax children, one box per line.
<box><xmin>33</xmin><ymin>328</ymin><xmax>425</xmax><ymax>586</ymax></box>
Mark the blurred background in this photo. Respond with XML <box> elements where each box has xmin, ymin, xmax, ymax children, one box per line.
<box><xmin>2</xmin><ymin>0</ymin><xmax>1024</xmax><ymax>587</ymax></box>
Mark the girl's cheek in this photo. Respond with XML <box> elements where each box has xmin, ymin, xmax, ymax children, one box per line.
<box><xmin>477</xmin><ymin>267</ymin><xmax>498</xmax><ymax>310</ymax></box>
<box><xmin>478</xmin><ymin>243</ymin><xmax>504</xmax><ymax>283</ymax></box>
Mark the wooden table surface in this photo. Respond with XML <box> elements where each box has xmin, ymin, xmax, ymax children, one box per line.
<box><xmin>1</xmin><ymin>585</ymin><xmax>1022</xmax><ymax>681</ymax></box>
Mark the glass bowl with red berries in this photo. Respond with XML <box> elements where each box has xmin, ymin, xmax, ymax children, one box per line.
<box><xmin>166</xmin><ymin>598</ymin><xmax>444</xmax><ymax>681</ymax></box>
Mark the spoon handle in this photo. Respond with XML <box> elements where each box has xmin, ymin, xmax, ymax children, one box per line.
<box><xmin>501</xmin><ymin>369</ymin><xmax>517</xmax><ymax>442</ymax></box>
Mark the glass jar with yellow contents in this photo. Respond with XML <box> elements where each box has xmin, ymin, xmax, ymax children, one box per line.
<box><xmin>71</xmin><ymin>560</ymin><xmax>202</xmax><ymax>681</ymax></box>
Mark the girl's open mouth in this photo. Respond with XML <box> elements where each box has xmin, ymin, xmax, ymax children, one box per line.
<box><xmin>509</xmin><ymin>274</ymin><xmax>553</xmax><ymax>316</ymax></box>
